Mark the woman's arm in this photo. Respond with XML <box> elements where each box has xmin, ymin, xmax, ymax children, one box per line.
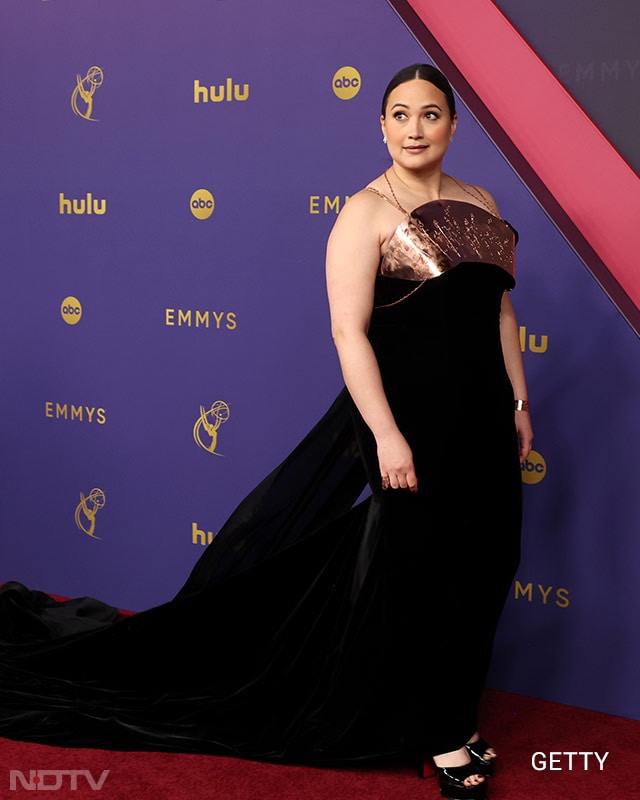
<box><xmin>500</xmin><ymin>292</ymin><xmax>534</xmax><ymax>463</ymax></box>
<box><xmin>473</xmin><ymin>185</ymin><xmax>533</xmax><ymax>464</ymax></box>
<box><xmin>326</xmin><ymin>192</ymin><xmax>418</xmax><ymax>492</ymax></box>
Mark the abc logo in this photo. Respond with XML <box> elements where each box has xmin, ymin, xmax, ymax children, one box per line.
<box><xmin>332</xmin><ymin>66</ymin><xmax>361</xmax><ymax>100</ymax></box>
<box><xmin>521</xmin><ymin>449</ymin><xmax>546</xmax><ymax>484</ymax></box>
<box><xmin>60</xmin><ymin>296</ymin><xmax>82</xmax><ymax>325</ymax></box>
<box><xmin>190</xmin><ymin>188</ymin><xmax>215</xmax><ymax>220</ymax></box>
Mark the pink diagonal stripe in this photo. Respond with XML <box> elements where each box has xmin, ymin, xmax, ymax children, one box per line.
<box><xmin>403</xmin><ymin>0</ymin><xmax>640</xmax><ymax>312</ymax></box>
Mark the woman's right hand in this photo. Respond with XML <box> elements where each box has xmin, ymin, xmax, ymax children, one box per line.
<box><xmin>377</xmin><ymin>430</ymin><xmax>418</xmax><ymax>493</ymax></box>
<box><xmin>326</xmin><ymin>189</ymin><xmax>418</xmax><ymax>494</ymax></box>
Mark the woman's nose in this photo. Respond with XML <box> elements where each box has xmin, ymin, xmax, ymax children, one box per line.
<box><xmin>408</xmin><ymin>120</ymin><xmax>423</xmax><ymax>139</ymax></box>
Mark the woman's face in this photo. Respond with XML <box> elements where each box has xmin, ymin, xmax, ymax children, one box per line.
<box><xmin>380</xmin><ymin>79</ymin><xmax>457</xmax><ymax>172</ymax></box>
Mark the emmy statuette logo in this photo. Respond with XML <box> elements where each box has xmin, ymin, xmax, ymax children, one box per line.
<box><xmin>193</xmin><ymin>401</ymin><xmax>230</xmax><ymax>455</ymax></box>
<box><xmin>75</xmin><ymin>488</ymin><xmax>106</xmax><ymax>538</ymax></box>
<box><xmin>71</xmin><ymin>66</ymin><xmax>104</xmax><ymax>121</ymax></box>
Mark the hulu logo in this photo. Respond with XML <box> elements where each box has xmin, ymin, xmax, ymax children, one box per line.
<box><xmin>59</xmin><ymin>192</ymin><xmax>106</xmax><ymax>215</ymax></box>
<box><xmin>193</xmin><ymin>78</ymin><xmax>249</xmax><ymax>103</ymax></box>
<box><xmin>192</xmin><ymin>522</ymin><xmax>216</xmax><ymax>546</ymax></box>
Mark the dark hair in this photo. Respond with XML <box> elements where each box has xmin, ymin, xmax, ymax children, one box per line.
<box><xmin>381</xmin><ymin>64</ymin><xmax>456</xmax><ymax>119</ymax></box>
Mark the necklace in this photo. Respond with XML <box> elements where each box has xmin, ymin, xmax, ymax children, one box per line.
<box><xmin>383</xmin><ymin>168</ymin><xmax>435</xmax><ymax>214</ymax></box>
<box><xmin>448</xmin><ymin>175</ymin><xmax>497</xmax><ymax>216</ymax></box>
<box><xmin>383</xmin><ymin>168</ymin><xmax>496</xmax><ymax>217</ymax></box>
<box><xmin>382</xmin><ymin>170</ymin><xmax>407</xmax><ymax>213</ymax></box>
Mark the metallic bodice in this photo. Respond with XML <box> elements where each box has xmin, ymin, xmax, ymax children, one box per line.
<box><xmin>378</xmin><ymin>198</ymin><xmax>516</xmax><ymax>283</ymax></box>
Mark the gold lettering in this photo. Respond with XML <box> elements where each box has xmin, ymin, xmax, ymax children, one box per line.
<box><xmin>309</xmin><ymin>195</ymin><xmax>320</xmax><ymax>214</ymax></box>
<box><xmin>191</xmin><ymin>522</ymin><xmax>215</xmax><ymax>546</ymax></box>
<box><xmin>322</xmin><ymin>195</ymin><xmax>350</xmax><ymax>213</ymax></box>
<box><xmin>193</xmin><ymin>79</ymin><xmax>207</xmax><ymax>103</ymax></box>
<box><xmin>528</xmin><ymin>334</ymin><xmax>548</xmax><ymax>353</ymax></box>
<box><xmin>514</xmin><ymin>581</ymin><xmax>533</xmax><ymax>601</ymax></box>
<box><xmin>193</xmin><ymin>79</ymin><xmax>248</xmax><ymax>103</ymax></box>
<box><xmin>324</xmin><ymin>195</ymin><xmax>341</xmax><ymax>214</ymax></box>
<box><xmin>556</xmin><ymin>587</ymin><xmax>570</xmax><ymax>608</ymax></box>
<box><xmin>58</xmin><ymin>193</ymin><xmax>105</xmax><ymax>215</ymax></box>
<box><xmin>537</xmin><ymin>585</ymin><xmax>553</xmax><ymax>604</ymax></box>
<box><xmin>166</xmin><ymin>309</ymin><xmax>236</xmax><ymax>330</ymax></box>
<box><xmin>519</xmin><ymin>326</ymin><xmax>548</xmax><ymax>353</ymax></box>
<box><xmin>210</xmin><ymin>84</ymin><xmax>224</xmax><ymax>102</ymax></box>
<box><xmin>44</xmin><ymin>403</ymin><xmax>105</xmax><ymax>423</ymax></box>
<box><xmin>59</xmin><ymin>193</ymin><xmax>71</xmax><ymax>214</ymax></box>
<box><xmin>234</xmin><ymin>83</ymin><xmax>249</xmax><ymax>101</ymax></box>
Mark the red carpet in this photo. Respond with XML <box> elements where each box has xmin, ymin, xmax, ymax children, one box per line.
<box><xmin>1</xmin><ymin>688</ymin><xmax>637</xmax><ymax>799</ymax></box>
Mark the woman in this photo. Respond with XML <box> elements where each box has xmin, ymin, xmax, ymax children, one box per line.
<box><xmin>325</xmin><ymin>63</ymin><xmax>532</xmax><ymax>797</ymax></box>
<box><xmin>0</xmin><ymin>64</ymin><xmax>531</xmax><ymax>800</ymax></box>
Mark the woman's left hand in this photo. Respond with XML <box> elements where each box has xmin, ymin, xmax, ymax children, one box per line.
<box><xmin>515</xmin><ymin>411</ymin><xmax>533</xmax><ymax>463</ymax></box>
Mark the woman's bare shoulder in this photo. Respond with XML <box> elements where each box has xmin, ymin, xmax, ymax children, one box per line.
<box><xmin>445</xmin><ymin>174</ymin><xmax>501</xmax><ymax>216</ymax></box>
<box><xmin>331</xmin><ymin>180</ymin><xmax>398</xmax><ymax>230</ymax></box>
<box><xmin>347</xmin><ymin>179</ymin><xmax>395</xmax><ymax>208</ymax></box>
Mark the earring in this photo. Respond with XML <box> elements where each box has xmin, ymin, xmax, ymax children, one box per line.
<box><xmin>383</xmin><ymin>135</ymin><xmax>387</xmax><ymax>144</ymax></box>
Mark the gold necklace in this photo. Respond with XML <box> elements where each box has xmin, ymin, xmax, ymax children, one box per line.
<box><xmin>448</xmin><ymin>175</ymin><xmax>497</xmax><ymax>216</ymax></box>
<box><xmin>384</xmin><ymin>168</ymin><xmax>497</xmax><ymax>217</ymax></box>
<box><xmin>383</xmin><ymin>170</ymin><xmax>408</xmax><ymax>213</ymax></box>
<box><xmin>384</xmin><ymin>168</ymin><xmax>439</xmax><ymax>214</ymax></box>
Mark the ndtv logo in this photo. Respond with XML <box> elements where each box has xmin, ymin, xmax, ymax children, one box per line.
<box><xmin>10</xmin><ymin>769</ymin><xmax>109</xmax><ymax>791</ymax></box>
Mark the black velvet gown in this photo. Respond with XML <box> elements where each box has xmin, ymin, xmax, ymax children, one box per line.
<box><xmin>0</xmin><ymin>198</ymin><xmax>522</xmax><ymax>767</ymax></box>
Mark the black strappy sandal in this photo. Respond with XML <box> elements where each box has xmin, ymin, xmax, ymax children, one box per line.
<box><xmin>434</xmin><ymin>762</ymin><xmax>488</xmax><ymax>799</ymax></box>
<box><xmin>465</xmin><ymin>737</ymin><xmax>497</xmax><ymax>777</ymax></box>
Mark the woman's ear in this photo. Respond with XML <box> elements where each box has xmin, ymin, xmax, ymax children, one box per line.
<box><xmin>449</xmin><ymin>113</ymin><xmax>458</xmax><ymax>141</ymax></box>
<box><xmin>380</xmin><ymin>115</ymin><xmax>387</xmax><ymax>143</ymax></box>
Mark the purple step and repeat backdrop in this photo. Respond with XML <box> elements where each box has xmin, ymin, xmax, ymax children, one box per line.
<box><xmin>1</xmin><ymin>0</ymin><xmax>639</xmax><ymax>721</ymax></box>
